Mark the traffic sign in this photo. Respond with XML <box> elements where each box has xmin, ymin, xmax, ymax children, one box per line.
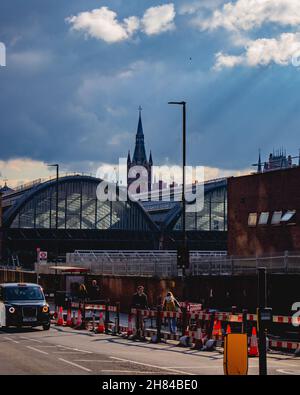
<box><xmin>39</xmin><ymin>251</ymin><xmax>48</xmax><ymax>263</ymax></box>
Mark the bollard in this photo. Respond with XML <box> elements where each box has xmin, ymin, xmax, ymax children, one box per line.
<box><xmin>181</xmin><ymin>305</ymin><xmax>188</xmax><ymax>337</ymax></box>
<box><xmin>77</xmin><ymin>301</ymin><xmax>86</xmax><ymax>330</ymax></box>
<box><xmin>155</xmin><ymin>305</ymin><xmax>162</xmax><ymax>343</ymax></box>
<box><xmin>242</xmin><ymin>309</ymin><xmax>248</xmax><ymax>334</ymax></box>
<box><xmin>104</xmin><ymin>299</ymin><xmax>110</xmax><ymax>334</ymax></box>
<box><xmin>115</xmin><ymin>302</ymin><xmax>120</xmax><ymax>334</ymax></box>
<box><xmin>207</xmin><ymin>311</ymin><xmax>215</xmax><ymax>339</ymax></box>
<box><xmin>92</xmin><ymin>310</ymin><xmax>96</xmax><ymax>332</ymax></box>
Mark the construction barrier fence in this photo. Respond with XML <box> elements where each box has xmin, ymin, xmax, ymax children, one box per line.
<box><xmin>52</xmin><ymin>301</ymin><xmax>300</xmax><ymax>354</ymax></box>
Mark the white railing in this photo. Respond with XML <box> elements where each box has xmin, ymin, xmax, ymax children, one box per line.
<box><xmin>63</xmin><ymin>250</ymin><xmax>300</xmax><ymax>277</ymax></box>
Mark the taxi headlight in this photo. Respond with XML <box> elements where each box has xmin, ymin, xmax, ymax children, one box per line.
<box><xmin>9</xmin><ymin>307</ymin><xmax>15</xmax><ymax>314</ymax></box>
<box><xmin>42</xmin><ymin>305</ymin><xmax>49</xmax><ymax>313</ymax></box>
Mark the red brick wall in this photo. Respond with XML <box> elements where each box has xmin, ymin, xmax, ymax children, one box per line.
<box><xmin>228</xmin><ymin>167</ymin><xmax>300</xmax><ymax>256</ymax></box>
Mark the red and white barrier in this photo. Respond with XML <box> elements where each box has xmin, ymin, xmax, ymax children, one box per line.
<box><xmin>273</xmin><ymin>315</ymin><xmax>300</xmax><ymax>325</ymax></box>
<box><xmin>161</xmin><ymin>311</ymin><xmax>182</xmax><ymax>319</ymax></box>
<box><xmin>131</xmin><ymin>308</ymin><xmax>156</xmax><ymax>317</ymax></box>
<box><xmin>269</xmin><ymin>340</ymin><xmax>300</xmax><ymax>350</ymax></box>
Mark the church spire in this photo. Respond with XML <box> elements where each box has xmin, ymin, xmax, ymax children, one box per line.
<box><xmin>132</xmin><ymin>106</ymin><xmax>147</xmax><ymax>164</ymax></box>
<box><xmin>258</xmin><ymin>149</ymin><xmax>262</xmax><ymax>173</ymax></box>
<box><xmin>127</xmin><ymin>150</ymin><xmax>131</xmax><ymax>165</ymax></box>
<box><xmin>149</xmin><ymin>150</ymin><xmax>153</xmax><ymax>166</ymax></box>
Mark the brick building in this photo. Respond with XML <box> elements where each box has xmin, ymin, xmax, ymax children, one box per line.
<box><xmin>228</xmin><ymin>166</ymin><xmax>300</xmax><ymax>256</ymax></box>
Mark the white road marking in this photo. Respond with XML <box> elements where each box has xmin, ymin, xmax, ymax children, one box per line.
<box><xmin>4</xmin><ymin>337</ymin><xmax>19</xmax><ymax>344</ymax></box>
<box><xmin>36</xmin><ymin>345</ymin><xmax>57</xmax><ymax>348</ymax></box>
<box><xmin>53</xmin><ymin>351</ymin><xmax>91</xmax><ymax>354</ymax></box>
<box><xmin>277</xmin><ymin>369</ymin><xmax>300</xmax><ymax>375</ymax></box>
<box><xmin>20</xmin><ymin>337</ymin><xmax>42</xmax><ymax>343</ymax></box>
<box><xmin>26</xmin><ymin>346</ymin><xmax>49</xmax><ymax>355</ymax></box>
<box><xmin>110</xmin><ymin>357</ymin><xmax>195</xmax><ymax>376</ymax></box>
<box><xmin>56</xmin><ymin>345</ymin><xmax>92</xmax><ymax>354</ymax></box>
<box><xmin>58</xmin><ymin>358</ymin><xmax>92</xmax><ymax>372</ymax></box>
<box><xmin>74</xmin><ymin>360</ymin><xmax>115</xmax><ymax>363</ymax></box>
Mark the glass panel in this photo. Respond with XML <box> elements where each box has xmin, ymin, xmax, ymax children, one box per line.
<box><xmin>281</xmin><ymin>210</ymin><xmax>296</xmax><ymax>222</ymax></box>
<box><xmin>248</xmin><ymin>213</ymin><xmax>257</xmax><ymax>226</ymax></box>
<box><xmin>174</xmin><ymin>186</ymin><xmax>227</xmax><ymax>231</ymax></box>
<box><xmin>258</xmin><ymin>212</ymin><xmax>269</xmax><ymax>225</ymax></box>
<box><xmin>271</xmin><ymin>211</ymin><xmax>282</xmax><ymax>225</ymax></box>
<box><xmin>9</xmin><ymin>179</ymin><xmax>151</xmax><ymax>231</ymax></box>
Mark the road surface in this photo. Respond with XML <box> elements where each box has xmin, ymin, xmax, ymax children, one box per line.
<box><xmin>0</xmin><ymin>326</ymin><xmax>299</xmax><ymax>375</ymax></box>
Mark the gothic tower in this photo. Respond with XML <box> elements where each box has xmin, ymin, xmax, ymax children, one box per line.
<box><xmin>127</xmin><ymin>107</ymin><xmax>152</xmax><ymax>195</ymax></box>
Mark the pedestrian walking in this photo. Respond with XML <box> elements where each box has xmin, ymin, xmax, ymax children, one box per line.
<box><xmin>131</xmin><ymin>285</ymin><xmax>148</xmax><ymax>340</ymax></box>
<box><xmin>163</xmin><ymin>291</ymin><xmax>181</xmax><ymax>334</ymax></box>
<box><xmin>88</xmin><ymin>279</ymin><xmax>101</xmax><ymax>301</ymax></box>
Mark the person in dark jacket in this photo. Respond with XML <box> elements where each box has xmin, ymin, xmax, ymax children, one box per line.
<box><xmin>89</xmin><ymin>280</ymin><xmax>101</xmax><ymax>301</ymax></box>
<box><xmin>131</xmin><ymin>285</ymin><xmax>148</xmax><ymax>309</ymax></box>
<box><xmin>131</xmin><ymin>286</ymin><xmax>148</xmax><ymax>339</ymax></box>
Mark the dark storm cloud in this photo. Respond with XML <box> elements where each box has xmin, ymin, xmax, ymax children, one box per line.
<box><xmin>1</xmin><ymin>0</ymin><xmax>300</xmax><ymax>174</ymax></box>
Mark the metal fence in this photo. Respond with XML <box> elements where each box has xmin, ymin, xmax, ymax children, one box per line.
<box><xmin>61</xmin><ymin>250</ymin><xmax>300</xmax><ymax>277</ymax></box>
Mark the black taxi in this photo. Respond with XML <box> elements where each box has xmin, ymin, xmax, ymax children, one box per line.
<box><xmin>0</xmin><ymin>283</ymin><xmax>50</xmax><ymax>330</ymax></box>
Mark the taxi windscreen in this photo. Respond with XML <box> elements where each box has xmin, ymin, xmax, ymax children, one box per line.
<box><xmin>4</xmin><ymin>286</ymin><xmax>44</xmax><ymax>301</ymax></box>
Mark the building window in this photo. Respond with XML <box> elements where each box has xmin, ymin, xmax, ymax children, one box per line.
<box><xmin>248</xmin><ymin>213</ymin><xmax>257</xmax><ymax>226</ymax></box>
<box><xmin>258</xmin><ymin>212</ymin><xmax>269</xmax><ymax>225</ymax></box>
<box><xmin>281</xmin><ymin>210</ymin><xmax>296</xmax><ymax>223</ymax></box>
<box><xmin>271</xmin><ymin>211</ymin><xmax>282</xmax><ymax>225</ymax></box>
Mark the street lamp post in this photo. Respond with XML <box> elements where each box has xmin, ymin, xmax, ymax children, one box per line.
<box><xmin>48</xmin><ymin>164</ymin><xmax>59</xmax><ymax>276</ymax></box>
<box><xmin>168</xmin><ymin>101</ymin><xmax>188</xmax><ymax>299</ymax></box>
<box><xmin>48</xmin><ymin>164</ymin><xmax>59</xmax><ymax>229</ymax></box>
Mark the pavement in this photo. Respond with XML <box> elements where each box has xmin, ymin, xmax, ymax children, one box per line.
<box><xmin>0</xmin><ymin>325</ymin><xmax>300</xmax><ymax>375</ymax></box>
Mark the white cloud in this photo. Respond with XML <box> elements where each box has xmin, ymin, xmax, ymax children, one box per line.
<box><xmin>214</xmin><ymin>52</ymin><xmax>244</xmax><ymax>70</ymax></box>
<box><xmin>0</xmin><ymin>159</ymin><xmax>51</xmax><ymax>188</ymax></box>
<box><xmin>66</xmin><ymin>6</ymin><xmax>139</xmax><ymax>43</ymax></box>
<box><xmin>142</xmin><ymin>4</ymin><xmax>176</xmax><ymax>35</ymax></box>
<box><xmin>196</xmin><ymin>0</ymin><xmax>300</xmax><ymax>32</ymax></box>
<box><xmin>214</xmin><ymin>32</ymin><xmax>300</xmax><ymax>70</ymax></box>
<box><xmin>179</xmin><ymin>0</ymin><xmax>224</xmax><ymax>16</ymax></box>
<box><xmin>66</xmin><ymin>4</ymin><xmax>176</xmax><ymax>43</ymax></box>
<box><xmin>203</xmin><ymin>165</ymin><xmax>251</xmax><ymax>180</ymax></box>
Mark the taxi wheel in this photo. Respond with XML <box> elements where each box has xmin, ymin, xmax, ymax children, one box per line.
<box><xmin>43</xmin><ymin>323</ymin><xmax>50</xmax><ymax>331</ymax></box>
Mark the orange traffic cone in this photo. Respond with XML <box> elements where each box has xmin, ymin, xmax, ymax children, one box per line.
<box><xmin>96</xmin><ymin>312</ymin><xmax>105</xmax><ymax>334</ymax></box>
<box><xmin>249</xmin><ymin>326</ymin><xmax>259</xmax><ymax>357</ymax></box>
<box><xmin>56</xmin><ymin>306</ymin><xmax>64</xmax><ymax>326</ymax></box>
<box><xmin>66</xmin><ymin>309</ymin><xmax>72</xmax><ymax>327</ymax></box>
<box><xmin>127</xmin><ymin>314</ymin><xmax>134</xmax><ymax>337</ymax></box>
<box><xmin>226</xmin><ymin>324</ymin><xmax>231</xmax><ymax>334</ymax></box>
<box><xmin>212</xmin><ymin>320</ymin><xmax>222</xmax><ymax>338</ymax></box>
<box><xmin>75</xmin><ymin>309</ymin><xmax>82</xmax><ymax>328</ymax></box>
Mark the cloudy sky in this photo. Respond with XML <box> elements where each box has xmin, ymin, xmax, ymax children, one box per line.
<box><xmin>1</xmin><ymin>0</ymin><xmax>300</xmax><ymax>186</ymax></box>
